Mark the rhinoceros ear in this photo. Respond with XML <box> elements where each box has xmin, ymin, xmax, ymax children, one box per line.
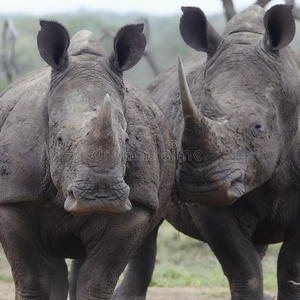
<box><xmin>37</xmin><ymin>20</ymin><xmax>70</xmax><ymax>69</ymax></box>
<box><xmin>110</xmin><ymin>23</ymin><xmax>146</xmax><ymax>72</ymax></box>
<box><xmin>180</xmin><ymin>6</ymin><xmax>222</xmax><ymax>55</ymax></box>
<box><xmin>263</xmin><ymin>5</ymin><xmax>295</xmax><ymax>51</ymax></box>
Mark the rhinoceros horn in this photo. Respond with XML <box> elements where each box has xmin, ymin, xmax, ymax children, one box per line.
<box><xmin>92</xmin><ymin>94</ymin><xmax>117</xmax><ymax>148</ymax></box>
<box><xmin>178</xmin><ymin>56</ymin><xmax>226</xmax><ymax>155</ymax></box>
<box><xmin>178</xmin><ymin>56</ymin><xmax>200</xmax><ymax>130</ymax></box>
<box><xmin>178</xmin><ymin>57</ymin><xmax>211</xmax><ymax>136</ymax></box>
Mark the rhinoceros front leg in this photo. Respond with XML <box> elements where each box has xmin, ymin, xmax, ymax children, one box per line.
<box><xmin>69</xmin><ymin>258</ymin><xmax>85</xmax><ymax>300</ymax></box>
<box><xmin>0</xmin><ymin>204</ymin><xmax>69</xmax><ymax>300</ymax></box>
<box><xmin>112</xmin><ymin>221</ymin><xmax>162</xmax><ymax>300</ymax></box>
<box><xmin>277</xmin><ymin>220</ymin><xmax>300</xmax><ymax>300</ymax></box>
<box><xmin>75</xmin><ymin>205</ymin><xmax>152</xmax><ymax>300</ymax></box>
<box><xmin>188</xmin><ymin>204</ymin><xmax>264</xmax><ymax>300</ymax></box>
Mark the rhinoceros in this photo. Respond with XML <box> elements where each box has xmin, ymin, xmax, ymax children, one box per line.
<box><xmin>115</xmin><ymin>4</ymin><xmax>300</xmax><ymax>300</ymax></box>
<box><xmin>0</xmin><ymin>20</ymin><xmax>175</xmax><ymax>299</ymax></box>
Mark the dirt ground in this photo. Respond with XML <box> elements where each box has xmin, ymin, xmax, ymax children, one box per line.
<box><xmin>0</xmin><ymin>283</ymin><xmax>229</xmax><ymax>300</ymax></box>
<box><xmin>0</xmin><ymin>263</ymin><xmax>230</xmax><ymax>300</ymax></box>
<box><xmin>147</xmin><ymin>287</ymin><xmax>231</xmax><ymax>299</ymax></box>
<box><xmin>0</xmin><ymin>282</ymin><xmax>278</xmax><ymax>300</ymax></box>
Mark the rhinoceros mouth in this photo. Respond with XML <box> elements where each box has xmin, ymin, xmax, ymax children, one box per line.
<box><xmin>64</xmin><ymin>182</ymin><xmax>131</xmax><ymax>216</ymax></box>
<box><xmin>176</xmin><ymin>172</ymin><xmax>245</xmax><ymax>206</ymax></box>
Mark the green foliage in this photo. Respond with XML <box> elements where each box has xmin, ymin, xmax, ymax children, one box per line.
<box><xmin>1</xmin><ymin>9</ymin><xmax>300</xmax><ymax>94</ymax></box>
<box><xmin>152</xmin><ymin>223</ymin><xmax>226</xmax><ymax>288</ymax></box>
<box><xmin>0</xmin><ymin>10</ymin><xmax>220</xmax><ymax>93</ymax></box>
<box><xmin>0</xmin><ymin>249</ymin><xmax>13</xmax><ymax>283</ymax></box>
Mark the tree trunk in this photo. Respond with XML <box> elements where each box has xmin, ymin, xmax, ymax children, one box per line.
<box><xmin>221</xmin><ymin>0</ymin><xmax>236</xmax><ymax>21</ymax></box>
<box><xmin>255</xmin><ymin>0</ymin><xmax>272</xmax><ymax>7</ymax></box>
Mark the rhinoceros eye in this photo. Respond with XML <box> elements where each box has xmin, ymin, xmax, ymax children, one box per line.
<box><xmin>124</xmin><ymin>132</ymin><xmax>129</xmax><ymax>143</ymax></box>
<box><xmin>254</xmin><ymin>124</ymin><xmax>262</xmax><ymax>130</ymax></box>
<box><xmin>57</xmin><ymin>136</ymin><xmax>63</xmax><ymax>144</ymax></box>
<box><xmin>253</xmin><ymin>123</ymin><xmax>264</xmax><ymax>134</ymax></box>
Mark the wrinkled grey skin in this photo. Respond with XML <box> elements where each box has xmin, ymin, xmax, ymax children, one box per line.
<box><xmin>116</xmin><ymin>4</ymin><xmax>300</xmax><ymax>300</ymax></box>
<box><xmin>0</xmin><ymin>20</ymin><xmax>175</xmax><ymax>299</ymax></box>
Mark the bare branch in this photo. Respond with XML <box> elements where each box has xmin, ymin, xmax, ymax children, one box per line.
<box><xmin>143</xmin><ymin>50</ymin><xmax>159</xmax><ymax>76</ymax></box>
<box><xmin>286</xmin><ymin>0</ymin><xmax>300</xmax><ymax>21</ymax></box>
<box><xmin>97</xmin><ymin>24</ymin><xmax>114</xmax><ymax>42</ymax></box>
<box><xmin>136</xmin><ymin>18</ymin><xmax>160</xmax><ymax>75</ymax></box>
<box><xmin>0</xmin><ymin>19</ymin><xmax>18</xmax><ymax>84</ymax></box>
<box><xmin>221</xmin><ymin>0</ymin><xmax>236</xmax><ymax>21</ymax></box>
<box><xmin>0</xmin><ymin>21</ymin><xmax>12</xmax><ymax>83</ymax></box>
<box><xmin>286</xmin><ymin>0</ymin><xmax>295</xmax><ymax>5</ymax></box>
<box><xmin>7</xmin><ymin>20</ymin><xmax>18</xmax><ymax>75</ymax></box>
<box><xmin>254</xmin><ymin>0</ymin><xmax>272</xmax><ymax>7</ymax></box>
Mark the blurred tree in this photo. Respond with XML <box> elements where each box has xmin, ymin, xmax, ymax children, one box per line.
<box><xmin>222</xmin><ymin>0</ymin><xmax>300</xmax><ymax>21</ymax></box>
<box><xmin>286</xmin><ymin>0</ymin><xmax>300</xmax><ymax>19</ymax></box>
<box><xmin>255</xmin><ymin>0</ymin><xmax>272</xmax><ymax>7</ymax></box>
<box><xmin>222</xmin><ymin>0</ymin><xmax>236</xmax><ymax>21</ymax></box>
<box><xmin>0</xmin><ymin>19</ymin><xmax>18</xmax><ymax>84</ymax></box>
<box><xmin>136</xmin><ymin>18</ymin><xmax>160</xmax><ymax>76</ymax></box>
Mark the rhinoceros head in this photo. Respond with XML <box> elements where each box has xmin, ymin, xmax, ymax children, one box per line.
<box><xmin>177</xmin><ymin>5</ymin><xmax>298</xmax><ymax>205</ymax></box>
<box><xmin>37</xmin><ymin>20</ymin><xmax>146</xmax><ymax>215</ymax></box>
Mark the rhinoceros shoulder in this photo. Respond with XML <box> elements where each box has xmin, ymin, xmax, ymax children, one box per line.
<box><xmin>0</xmin><ymin>66</ymin><xmax>52</xmax><ymax>204</ymax></box>
<box><xmin>0</xmin><ymin>66</ymin><xmax>50</xmax><ymax>130</ymax></box>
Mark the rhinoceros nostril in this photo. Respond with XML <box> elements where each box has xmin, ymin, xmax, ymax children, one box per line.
<box><xmin>67</xmin><ymin>185</ymin><xmax>74</xmax><ymax>197</ymax></box>
<box><xmin>227</xmin><ymin>179</ymin><xmax>245</xmax><ymax>202</ymax></box>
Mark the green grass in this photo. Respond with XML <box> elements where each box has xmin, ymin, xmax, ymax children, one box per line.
<box><xmin>0</xmin><ymin>274</ymin><xmax>12</xmax><ymax>282</ymax></box>
<box><xmin>262</xmin><ymin>243</ymin><xmax>281</xmax><ymax>291</ymax></box>
<box><xmin>0</xmin><ymin>250</ymin><xmax>13</xmax><ymax>283</ymax></box>
<box><xmin>151</xmin><ymin>226</ymin><xmax>227</xmax><ymax>288</ymax></box>
<box><xmin>150</xmin><ymin>221</ymin><xmax>280</xmax><ymax>296</ymax></box>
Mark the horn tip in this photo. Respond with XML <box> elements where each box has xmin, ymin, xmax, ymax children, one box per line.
<box><xmin>178</xmin><ymin>55</ymin><xmax>183</xmax><ymax>67</ymax></box>
<box><xmin>103</xmin><ymin>94</ymin><xmax>112</xmax><ymax>112</ymax></box>
<box><xmin>104</xmin><ymin>94</ymin><xmax>111</xmax><ymax>103</ymax></box>
<box><xmin>178</xmin><ymin>55</ymin><xmax>185</xmax><ymax>76</ymax></box>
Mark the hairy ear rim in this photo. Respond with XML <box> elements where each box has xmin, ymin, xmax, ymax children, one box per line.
<box><xmin>180</xmin><ymin>6</ymin><xmax>222</xmax><ymax>56</ymax></box>
<box><xmin>110</xmin><ymin>23</ymin><xmax>146</xmax><ymax>73</ymax></box>
<box><xmin>263</xmin><ymin>4</ymin><xmax>295</xmax><ymax>51</ymax></box>
<box><xmin>37</xmin><ymin>20</ymin><xmax>70</xmax><ymax>69</ymax></box>
<box><xmin>180</xmin><ymin>6</ymin><xmax>208</xmax><ymax>52</ymax></box>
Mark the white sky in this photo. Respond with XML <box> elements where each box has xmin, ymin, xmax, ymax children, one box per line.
<box><xmin>2</xmin><ymin>0</ymin><xmax>300</xmax><ymax>16</ymax></box>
